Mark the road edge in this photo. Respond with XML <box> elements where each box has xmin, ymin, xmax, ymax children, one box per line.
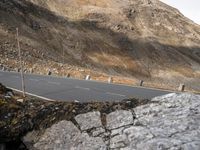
<box><xmin>7</xmin><ymin>86</ymin><xmax>56</xmax><ymax>102</ymax></box>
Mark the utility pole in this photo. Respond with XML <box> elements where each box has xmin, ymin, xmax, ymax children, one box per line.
<box><xmin>16</xmin><ymin>28</ymin><xmax>25</xmax><ymax>97</ymax></box>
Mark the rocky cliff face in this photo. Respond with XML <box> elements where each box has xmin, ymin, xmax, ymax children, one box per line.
<box><xmin>0</xmin><ymin>0</ymin><xmax>200</xmax><ymax>89</ymax></box>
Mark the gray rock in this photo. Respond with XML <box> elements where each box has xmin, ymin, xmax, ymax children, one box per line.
<box><xmin>182</xmin><ymin>141</ymin><xmax>200</xmax><ymax>150</ymax></box>
<box><xmin>131</xmin><ymin>93</ymin><xmax>200</xmax><ymax>150</ymax></box>
<box><xmin>123</xmin><ymin>126</ymin><xmax>154</xmax><ymax>144</ymax></box>
<box><xmin>109</xmin><ymin>126</ymin><xmax>154</xmax><ymax>149</ymax></box>
<box><xmin>106</xmin><ymin>110</ymin><xmax>134</xmax><ymax>130</ymax></box>
<box><xmin>75</xmin><ymin>133</ymin><xmax>106</xmax><ymax>150</ymax></box>
<box><xmin>23</xmin><ymin>130</ymin><xmax>41</xmax><ymax>149</ymax></box>
<box><xmin>34</xmin><ymin>120</ymin><xmax>106</xmax><ymax>150</ymax></box>
<box><xmin>75</xmin><ymin>111</ymin><xmax>102</xmax><ymax>131</ymax></box>
<box><xmin>110</xmin><ymin>127</ymin><xmax>125</xmax><ymax>137</ymax></box>
<box><xmin>92</xmin><ymin>127</ymin><xmax>105</xmax><ymax>137</ymax></box>
<box><xmin>34</xmin><ymin>121</ymin><xmax>81</xmax><ymax>150</ymax></box>
<box><xmin>25</xmin><ymin>93</ymin><xmax>200</xmax><ymax>150</ymax></box>
<box><xmin>110</xmin><ymin>134</ymin><xmax>128</xmax><ymax>149</ymax></box>
<box><xmin>136</xmin><ymin>138</ymin><xmax>182</xmax><ymax>150</ymax></box>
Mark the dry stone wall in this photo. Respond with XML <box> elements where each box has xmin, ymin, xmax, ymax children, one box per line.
<box><xmin>25</xmin><ymin>93</ymin><xmax>200</xmax><ymax>150</ymax></box>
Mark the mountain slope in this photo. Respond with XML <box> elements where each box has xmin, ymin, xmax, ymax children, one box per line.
<box><xmin>0</xmin><ymin>0</ymin><xmax>200</xmax><ymax>90</ymax></box>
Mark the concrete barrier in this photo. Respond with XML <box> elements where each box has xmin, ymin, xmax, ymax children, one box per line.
<box><xmin>108</xmin><ymin>77</ymin><xmax>113</xmax><ymax>83</ymax></box>
<box><xmin>178</xmin><ymin>84</ymin><xmax>185</xmax><ymax>92</ymax></box>
<box><xmin>139</xmin><ymin>80</ymin><xmax>144</xmax><ymax>86</ymax></box>
<box><xmin>30</xmin><ymin>68</ymin><xmax>33</xmax><ymax>73</ymax></box>
<box><xmin>47</xmin><ymin>70</ymin><xmax>52</xmax><ymax>76</ymax></box>
<box><xmin>66</xmin><ymin>73</ymin><xmax>70</xmax><ymax>78</ymax></box>
<box><xmin>15</xmin><ymin>68</ymin><xmax>20</xmax><ymax>72</ymax></box>
<box><xmin>85</xmin><ymin>75</ymin><xmax>91</xmax><ymax>80</ymax></box>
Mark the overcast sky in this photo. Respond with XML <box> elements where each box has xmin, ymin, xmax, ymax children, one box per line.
<box><xmin>160</xmin><ymin>0</ymin><xmax>200</xmax><ymax>24</ymax></box>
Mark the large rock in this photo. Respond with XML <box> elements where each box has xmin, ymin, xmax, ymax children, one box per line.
<box><xmin>75</xmin><ymin>111</ymin><xmax>102</xmax><ymax>131</ymax></box>
<box><xmin>34</xmin><ymin>121</ymin><xmax>106</xmax><ymax>150</ymax></box>
<box><xmin>34</xmin><ymin>121</ymin><xmax>81</xmax><ymax>150</ymax></box>
<box><xmin>106</xmin><ymin>110</ymin><xmax>134</xmax><ymax>130</ymax></box>
<box><xmin>120</xmin><ymin>93</ymin><xmax>200</xmax><ymax>150</ymax></box>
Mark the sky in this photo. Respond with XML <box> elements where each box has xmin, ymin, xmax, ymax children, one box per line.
<box><xmin>160</xmin><ymin>0</ymin><xmax>200</xmax><ymax>24</ymax></box>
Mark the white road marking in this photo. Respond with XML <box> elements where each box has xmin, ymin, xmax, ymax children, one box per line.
<box><xmin>75</xmin><ymin>86</ymin><xmax>90</xmax><ymax>91</ymax></box>
<box><xmin>106</xmin><ymin>92</ymin><xmax>126</xmax><ymax>97</ymax></box>
<box><xmin>48</xmin><ymin>81</ymin><xmax>61</xmax><ymax>85</ymax></box>
<box><xmin>7</xmin><ymin>87</ymin><xmax>55</xmax><ymax>102</ymax></box>
<box><xmin>29</xmin><ymin>78</ymin><xmax>39</xmax><ymax>82</ymax></box>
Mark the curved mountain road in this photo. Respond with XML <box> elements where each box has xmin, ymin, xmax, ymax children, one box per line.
<box><xmin>0</xmin><ymin>71</ymin><xmax>173</xmax><ymax>102</ymax></box>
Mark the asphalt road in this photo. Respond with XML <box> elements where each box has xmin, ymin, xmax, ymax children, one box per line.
<box><xmin>0</xmin><ymin>71</ymin><xmax>172</xmax><ymax>102</ymax></box>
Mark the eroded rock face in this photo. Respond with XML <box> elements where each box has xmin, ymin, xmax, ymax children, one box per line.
<box><xmin>29</xmin><ymin>93</ymin><xmax>200</xmax><ymax>150</ymax></box>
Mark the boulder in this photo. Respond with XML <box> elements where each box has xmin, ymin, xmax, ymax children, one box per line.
<box><xmin>33</xmin><ymin>121</ymin><xmax>106</xmax><ymax>150</ymax></box>
<box><xmin>75</xmin><ymin>111</ymin><xmax>102</xmax><ymax>131</ymax></box>
<box><xmin>106</xmin><ymin>110</ymin><xmax>134</xmax><ymax>130</ymax></box>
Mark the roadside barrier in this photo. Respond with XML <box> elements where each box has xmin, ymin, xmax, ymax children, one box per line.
<box><xmin>85</xmin><ymin>75</ymin><xmax>91</xmax><ymax>80</ymax></box>
<box><xmin>66</xmin><ymin>73</ymin><xmax>70</xmax><ymax>78</ymax></box>
<box><xmin>139</xmin><ymin>80</ymin><xmax>144</xmax><ymax>86</ymax></box>
<box><xmin>108</xmin><ymin>77</ymin><xmax>113</xmax><ymax>83</ymax></box>
<box><xmin>178</xmin><ymin>84</ymin><xmax>185</xmax><ymax>92</ymax></box>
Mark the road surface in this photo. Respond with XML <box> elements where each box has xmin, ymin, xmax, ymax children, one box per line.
<box><xmin>0</xmin><ymin>71</ymin><xmax>172</xmax><ymax>101</ymax></box>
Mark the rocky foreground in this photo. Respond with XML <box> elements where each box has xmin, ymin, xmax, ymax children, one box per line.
<box><xmin>0</xmin><ymin>83</ymin><xmax>200</xmax><ymax>150</ymax></box>
<box><xmin>29</xmin><ymin>93</ymin><xmax>200</xmax><ymax>150</ymax></box>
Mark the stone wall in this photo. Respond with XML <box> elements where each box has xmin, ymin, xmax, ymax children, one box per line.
<box><xmin>24</xmin><ymin>93</ymin><xmax>200</xmax><ymax>150</ymax></box>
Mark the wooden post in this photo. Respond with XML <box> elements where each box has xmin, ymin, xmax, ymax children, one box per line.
<box><xmin>62</xmin><ymin>45</ymin><xmax>64</xmax><ymax>65</ymax></box>
<box><xmin>16</xmin><ymin>28</ymin><xmax>25</xmax><ymax>97</ymax></box>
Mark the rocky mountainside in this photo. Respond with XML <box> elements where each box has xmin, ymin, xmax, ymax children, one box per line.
<box><xmin>0</xmin><ymin>0</ymin><xmax>200</xmax><ymax>90</ymax></box>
